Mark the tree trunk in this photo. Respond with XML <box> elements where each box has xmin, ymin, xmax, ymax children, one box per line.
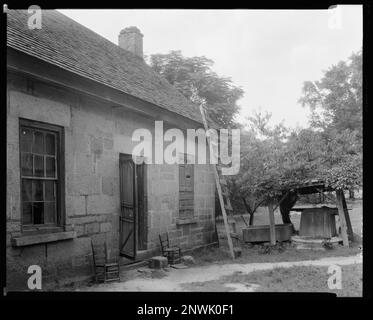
<box><xmin>242</xmin><ymin>197</ymin><xmax>255</xmax><ymax>226</ymax></box>
<box><xmin>349</xmin><ymin>189</ymin><xmax>355</xmax><ymax>200</ymax></box>
<box><xmin>279</xmin><ymin>191</ymin><xmax>298</xmax><ymax>233</ymax></box>
<box><xmin>249</xmin><ymin>212</ymin><xmax>254</xmax><ymax>225</ymax></box>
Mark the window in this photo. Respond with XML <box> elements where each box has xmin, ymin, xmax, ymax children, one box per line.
<box><xmin>19</xmin><ymin>119</ymin><xmax>64</xmax><ymax>231</ymax></box>
<box><xmin>179</xmin><ymin>154</ymin><xmax>194</xmax><ymax>218</ymax></box>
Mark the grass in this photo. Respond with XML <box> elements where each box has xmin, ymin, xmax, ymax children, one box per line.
<box><xmin>193</xmin><ymin>240</ymin><xmax>361</xmax><ymax>266</ymax></box>
<box><xmin>182</xmin><ymin>264</ymin><xmax>362</xmax><ymax>296</ymax></box>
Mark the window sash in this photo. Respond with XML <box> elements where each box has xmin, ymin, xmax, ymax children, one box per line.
<box><xmin>179</xmin><ymin>154</ymin><xmax>194</xmax><ymax>218</ymax></box>
<box><xmin>19</xmin><ymin>120</ymin><xmax>63</xmax><ymax>230</ymax></box>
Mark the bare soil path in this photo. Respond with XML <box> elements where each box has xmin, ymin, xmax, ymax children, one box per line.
<box><xmin>77</xmin><ymin>254</ymin><xmax>362</xmax><ymax>292</ymax></box>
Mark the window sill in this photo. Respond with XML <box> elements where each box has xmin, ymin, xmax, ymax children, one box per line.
<box><xmin>176</xmin><ymin>217</ymin><xmax>198</xmax><ymax>225</ymax></box>
<box><xmin>11</xmin><ymin>231</ymin><xmax>77</xmax><ymax>247</ymax></box>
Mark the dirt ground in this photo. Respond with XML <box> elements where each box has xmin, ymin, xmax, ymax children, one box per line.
<box><xmin>181</xmin><ymin>263</ymin><xmax>362</xmax><ymax>296</ymax></box>
<box><xmin>76</xmin><ymin>254</ymin><xmax>362</xmax><ymax>294</ymax></box>
<box><xmin>70</xmin><ymin>199</ymin><xmax>362</xmax><ymax>294</ymax></box>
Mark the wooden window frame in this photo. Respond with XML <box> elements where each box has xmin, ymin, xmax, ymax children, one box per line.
<box><xmin>178</xmin><ymin>154</ymin><xmax>195</xmax><ymax>218</ymax></box>
<box><xmin>19</xmin><ymin>118</ymin><xmax>65</xmax><ymax>234</ymax></box>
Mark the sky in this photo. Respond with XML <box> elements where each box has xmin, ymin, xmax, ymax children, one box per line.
<box><xmin>59</xmin><ymin>7</ymin><xmax>362</xmax><ymax>129</ymax></box>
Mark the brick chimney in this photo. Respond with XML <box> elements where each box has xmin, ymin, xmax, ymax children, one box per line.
<box><xmin>118</xmin><ymin>26</ymin><xmax>143</xmax><ymax>59</ymax></box>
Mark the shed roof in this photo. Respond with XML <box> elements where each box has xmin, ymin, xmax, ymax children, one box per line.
<box><xmin>7</xmin><ymin>9</ymin><xmax>203</xmax><ymax>124</ymax></box>
<box><xmin>281</xmin><ymin>179</ymin><xmax>334</xmax><ymax>195</ymax></box>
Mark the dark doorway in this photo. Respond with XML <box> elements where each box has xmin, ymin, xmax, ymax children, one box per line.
<box><xmin>119</xmin><ymin>154</ymin><xmax>147</xmax><ymax>259</ymax></box>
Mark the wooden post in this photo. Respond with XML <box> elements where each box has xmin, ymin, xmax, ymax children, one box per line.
<box><xmin>336</xmin><ymin>189</ymin><xmax>349</xmax><ymax>247</ymax></box>
<box><xmin>341</xmin><ymin>191</ymin><xmax>354</xmax><ymax>241</ymax></box>
<box><xmin>268</xmin><ymin>202</ymin><xmax>276</xmax><ymax>245</ymax></box>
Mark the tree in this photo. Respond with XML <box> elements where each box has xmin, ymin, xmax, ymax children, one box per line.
<box><xmin>148</xmin><ymin>50</ymin><xmax>244</xmax><ymax>128</ymax></box>
<box><xmin>231</xmin><ymin>50</ymin><xmax>362</xmax><ymax>229</ymax></box>
<box><xmin>299</xmin><ymin>50</ymin><xmax>362</xmax><ymax>135</ymax></box>
<box><xmin>233</xmin><ymin>110</ymin><xmax>362</xmax><ymax>229</ymax></box>
<box><xmin>231</xmin><ymin>111</ymin><xmax>291</xmax><ymax>226</ymax></box>
<box><xmin>299</xmin><ymin>50</ymin><xmax>362</xmax><ymax>197</ymax></box>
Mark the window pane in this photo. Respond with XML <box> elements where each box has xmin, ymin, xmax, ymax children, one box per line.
<box><xmin>33</xmin><ymin>202</ymin><xmax>44</xmax><ymax>224</ymax></box>
<box><xmin>33</xmin><ymin>131</ymin><xmax>44</xmax><ymax>154</ymax></box>
<box><xmin>19</xmin><ymin>122</ymin><xmax>62</xmax><ymax>227</ymax></box>
<box><xmin>21</xmin><ymin>153</ymin><xmax>33</xmax><ymax>176</ymax></box>
<box><xmin>44</xmin><ymin>202</ymin><xmax>56</xmax><ymax>223</ymax></box>
<box><xmin>22</xmin><ymin>180</ymin><xmax>32</xmax><ymax>202</ymax></box>
<box><xmin>45</xmin><ymin>181</ymin><xmax>55</xmax><ymax>201</ymax></box>
<box><xmin>33</xmin><ymin>180</ymin><xmax>43</xmax><ymax>201</ymax></box>
<box><xmin>45</xmin><ymin>133</ymin><xmax>55</xmax><ymax>155</ymax></box>
<box><xmin>46</xmin><ymin>157</ymin><xmax>56</xmax><ymax>178</ymax></box>
<box><xmin>20</xmin><ymin>128</ymin><xmax>32</xmax><ymax>152</ymax></box>
<box><xmin>22</xmin><ymin>202</ymin><xmax>32</xmax><ymax>224</ymax></box>
<box><xmin>34</xmin><ymin>155</ymin><xmax>44</xmax><ymax>177</ymax></box>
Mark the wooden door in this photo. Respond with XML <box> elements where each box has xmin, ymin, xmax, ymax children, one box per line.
<box><xmin>119</xmin><ymin>154</ymin><xmax>137</xmax><ymax>258</ymax></box>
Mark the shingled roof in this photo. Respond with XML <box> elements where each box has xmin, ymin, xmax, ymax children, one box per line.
<box><xmin>7</xmin><ymin>9</ymin><xmax>203</xmax><ymax>124</ymax></box>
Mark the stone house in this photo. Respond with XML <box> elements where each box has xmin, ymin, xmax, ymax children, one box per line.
<box><xmin>6</xmin><ymin>10</ymin><xmax>216</xmax><ymax>290</ymax></box>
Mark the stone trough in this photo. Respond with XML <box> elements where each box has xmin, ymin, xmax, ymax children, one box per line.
<box><xmin>242</xmin><ymin>223</ymin><xmax>293</xmax><ymax>243</ymax></box>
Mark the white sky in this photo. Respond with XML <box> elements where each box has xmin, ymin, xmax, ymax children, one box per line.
<box><xmin>59</xmin><ymin>7</ymin><xmax>362</xmax><ymax>129</ymax></box>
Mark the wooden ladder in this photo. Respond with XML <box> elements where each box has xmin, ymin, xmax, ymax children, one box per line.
<box><xmin>198</xmin><ymin>103</ymin><xmax>239</xmax><ymax>259</ymax></box>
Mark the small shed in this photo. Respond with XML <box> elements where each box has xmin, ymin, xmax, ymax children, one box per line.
<box><xmin>292</xmin><ymin>206</ymin><xmax>338</xmax><ymax>238</ymax></box>
<box><xmin>282</xmin><ymin>180</ymin><xmax>354</xmax><ymax>246</ymax></box>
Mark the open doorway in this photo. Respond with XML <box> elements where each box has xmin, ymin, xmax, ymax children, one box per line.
<box><xmin>119</xmin><ymin>154</ymin><xmax>147</xmax><ymax>260</ymax></box>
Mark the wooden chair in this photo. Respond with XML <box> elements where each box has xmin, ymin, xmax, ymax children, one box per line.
<box><xmin>91</xmin><ymin>239</ymin><xmax>120</xmax><ymax>283</ymax></box>
<box><xmin>159</xmin><ymin>233</ymin><xmax>182</xmax><ymax>265</ymax></box>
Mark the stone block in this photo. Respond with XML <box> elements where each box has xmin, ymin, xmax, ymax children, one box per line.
<box><xmin>66</xmin><ymin>195</ymin><xmax>86</xmax><ymax>216</ymax></box>
<box><xmin>181</xmin><ymin>224</ymin><xmax>191</xmax><ymax>236</ymax></box>
<box><xmin>9</xmin><ymin>90</ymin><xmax>71</xmax><ymax>127</ymax></box>
<box><xmin>67</xmin><ymin>174</ymin><xmax>101</xmax><ymax>196</ymax></box>
<box><xmin>100</xmin><ymin>222</ymin><xmax>112</xmax><ymax>233</ymax></box>
<box><xmin>46</xmin><ymin>237</ymin><xmax>91</xmax><ymax>263</ymax></box>
<box><xmin>85</xmin><ymin>222</ymin><xmax>100</xmax><ymax>235</ymax></box>
<box><xmin>181</xmin><ymin>255</ymin><xmax>195</xmax><ymax>265</ymax></box>
<box><xmin>69</xmin><ymin>153</ymin><xmax>93</xmax><ymax>175</ymax></box>
<box><xmin>87</xmin><ymin>195</ymin><xmax>117</xmax><ymax>215</ymax></box>
<box><xmin>90</xmin><ymin>135</ymin><xmax>103</xmax><ymax>156</ymax></box>
<box><xmin>161</xmin><ymin>173</ymin><xmax>175</xmax><ymax>180</ymax></box>
<box><xmin>102</xmin><ymin>176</ymin><xmax>114</xmax><ymax>196</ymax></box>
<box><xmin>104</xmin><ymin>137</ymin><xmax>114</xmax><ymax>150</ymax></box>
<box><xmin>234</xmin><ymin>247</ymin><xmax>242</xmax><ymax>258</ymax></box>
<box><xmin>75</xmin><ymin>224</ymin><xmax>85</xmax><ymax>237</ymax></box>
<box><xmin>148</xmin><ymin>256</ymin><xmax>168</xmax><ymax>269</ymax></box>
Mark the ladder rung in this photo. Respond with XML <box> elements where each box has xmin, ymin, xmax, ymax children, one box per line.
<box><xmin>105</xmin><ymin>263</ymin><xmax>119</xmax><ymax>267</ymax></box>
<box><xmin>106</xmin><ymin>271</ymin><xmax>120</xmax><ymax>275</ymax></box>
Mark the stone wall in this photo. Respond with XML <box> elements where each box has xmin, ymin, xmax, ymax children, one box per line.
<box><xmin>146</xmin><ymin>163</ymin><xmax>215</xmax><ymax>252</ymax></box>
<box><xmin>6</xmin><ymin>71</ymin><xmax>215</xmax><ymax>290</ymax></box>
